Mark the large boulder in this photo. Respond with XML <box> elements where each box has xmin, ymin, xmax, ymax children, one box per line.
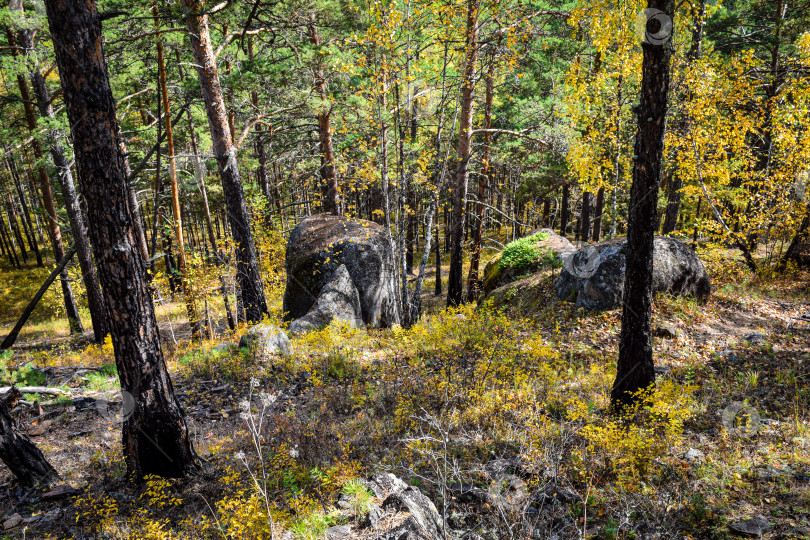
<box><xmin>556</xmin><ymin>236</ymin><xmax>711</xmax><ymax>311</ymax></box>
<box><xmin>239</xmin><ymin>323</ymin><xmax>292</xmax><ymax>357</ymax></box>
<box><xmin>283</xmin><ymin>214</ymin><xmax>400</xmax><ymax>330</ymax></box>
<box><xmin>288</xmin><ymin>264</ymin><xmax>364</xmax><ymax>335</ymax></box>
<box><xmin>481</xmin><ymin>229</ymin><xmax>575</xmax><ymax>296</ymax></box>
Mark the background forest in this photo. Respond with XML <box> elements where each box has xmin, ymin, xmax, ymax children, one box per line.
<box><xmin>0</xmin><ymin>0</ymin><xmax>808</xmax><ymax>538</ymax></box>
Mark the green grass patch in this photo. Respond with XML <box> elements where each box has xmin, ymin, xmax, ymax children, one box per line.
<box><xmin>499</xmin><ymin>231</ymin><xmax>556</xmax><ymax>270</ymax></box>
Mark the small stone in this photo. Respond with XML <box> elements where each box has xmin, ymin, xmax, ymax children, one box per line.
<box><xmin>488</xmin><ymin>474</ymin><xmax>528</xmax><ymax>511</ymax></box>
<box><xmin>684</xmin><ymin>448</ymin><xmax>704</xmax><ymax>462</ymax></box>
<box><xmin>654</xmin><ymin>325</ymin><xmax>678</xmax><ymax>339</ymax></box>
<box><xmin>754</xmin><ymin>465</ymin><xmax>792</xmax><ymax>481</ymax></box>
<box><xmin>27</xmin><ymin>425</ymin><xmax>46</xmax><ymax>437</ymax></box>
<box><xmin>718</xmin><ymin>349</ymin><xmax>742</xmax><ymax>363</ymax></box>
<box><xmin>325</xmin><ymin>524</ymin><xmax>352</xmax><ymax>539</ymax></box>
<box><xmin>3</xmin><ymin>513</ymin><xmax>22</xmax><ymax>529</ymax></box>
<box><xmin>729</xmin><ymin>515</ymin><xmax>771</xmax><ymax>536</ymax></box>
<box><xmin>533</xmin><ymin>486</ymin><xmax>582</xmax><ymax>505</ymax></box>
<box><xmin>336</xmin><ymin>493</ymin><xmax>352</xmax><ymax>509</ymax></box>
<box><xmin>212</xmin><ymin>342</ymin><xmax>237</xmax><ymax>353</ymax></box>
<box><xmin>42</xmin><ymin>508</ymin><xmax>60</xmax><ymax>522</ymax></box>
<box><xmin>486</xmin><ymin>456</ymin><xmax>525</xmax><ymax>477</ymax></box>
<box><xmin>744</xmin><ymin>332</ymin><xmax>766</xmax><ymax>345</ymax></box>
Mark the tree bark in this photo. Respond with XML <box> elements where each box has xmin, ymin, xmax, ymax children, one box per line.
<box><xmin>182</xmin><ymin>0</ymin><xmax>268</xmax><ymax>323</ymax></box>
<box><xmin>447</xmin><ymin>0</ymin><xmax>480</xmax><ymax>307</ymax></box>
<box><xmin>612</xmin><ymin>0</ymin><xmax>673</xmax><ymax>407</ymax></box>
<box><xmin>44</xmin><ymin>0</ymin><xmax>198</xmax><ymax>478</ymax></box>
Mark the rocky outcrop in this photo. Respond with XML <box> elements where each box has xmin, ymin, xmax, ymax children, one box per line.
<box><xmin>481</xmin><ymin>229</ymin><xmax>575</xmax><ymax>296</ymax></box>
<box><xmin>283</xmin><ymin>214</ymin><xmax>400</xmax><ymax>332</ymax></box>
<box><xmin>556</xmin><ymin>237</ymin><xmax>711</xmax><ymax>311</ymax></box>
<box><xmin>346</xmin><ymin>473</ymin><xmax>445</xmax><ymax>540</ymax></box>
<box><xmin>239</xmin><ymin>323</ymin><xmax>291</xmax><ymax>357</ymax></box>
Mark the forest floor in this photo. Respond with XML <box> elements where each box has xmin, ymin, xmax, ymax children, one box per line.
<box><xmin>0</xmin><ymin>247</ymin><xmax>808</xmax><ymax>539</ymax></box>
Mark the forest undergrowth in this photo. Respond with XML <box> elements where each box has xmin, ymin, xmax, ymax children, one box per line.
<box><xmin>0</xmin><ymin>248</ymin><xmax>808</xmax><ymax>539</ymax></box>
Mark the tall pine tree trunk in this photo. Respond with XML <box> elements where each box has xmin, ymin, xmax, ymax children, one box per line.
<box><xmin>182</xmin><ymin>0</ymin><xmax>268</xmax><ymax>323</ymax></box>
<box><xmin>308</xmin><ymin>22</ymin><xmax>340</xmax><ymax>215</ymax></box>
<box><xmin>613</xmin><ymin>0</ymin><xmax>673</xmax><ymax>407</ymax></box>
<box><xmin>44</xmin><ymin>0</ymin><xmax>198</xmax><ymax>478</ymax></box>
<box><xmin>466</xmin><ymin>46</ymin><xmax>496</xmax><ymax>302</ymax></box>
<box><xmin>5</xmin><ymin>198</ymin><xmax>27</xmax><ymax>263</ymax></box>
<box><xmin>447</xmin><ymin>0</ymin><xmax>480</xmax><ymax>306</ymax></box>
<box><xmin>560</xmin><ymin>183</ymin><xmax>570</xmax><ymax>237</ymax></box>
<box><xmin>155</xmin><ymin>7</ymin><xmax>200</xmax><ymax>336</ymax></box>
<box><xmin>580</xmin><ymin>191</ymin><xmax>592</xmax><ymax>243</ymax></box>
<box><xmin>592</xmin><ymin>187</ymin><xmax>605</xmax><ymax>241</ymax></box>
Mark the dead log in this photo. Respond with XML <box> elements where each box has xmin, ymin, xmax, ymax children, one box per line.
<box><xmin>0</xmin><ymin>388</ymin><xmax>58</xmax><ymax>487</ymax></box>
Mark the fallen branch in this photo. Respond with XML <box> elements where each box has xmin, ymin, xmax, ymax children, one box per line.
<box><xmin>1</xmin><ymin>245</ymin><xmax>78</xmax><ymax>350</ymax></box>
<box><xmin>0</xmin><ymin>387</ymin><xmax>70</xmax><ymax>396</ymax></box>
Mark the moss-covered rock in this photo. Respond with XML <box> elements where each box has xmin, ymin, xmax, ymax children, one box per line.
<box><xmin>481</xmin><ymin>272</ymin><xmax>554</xmax><ymax>318</ymax></box>
<box><xmin>481</xmin><ymin>229</ymin><xmax>574</xmax><ymax>296</ymax></box>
